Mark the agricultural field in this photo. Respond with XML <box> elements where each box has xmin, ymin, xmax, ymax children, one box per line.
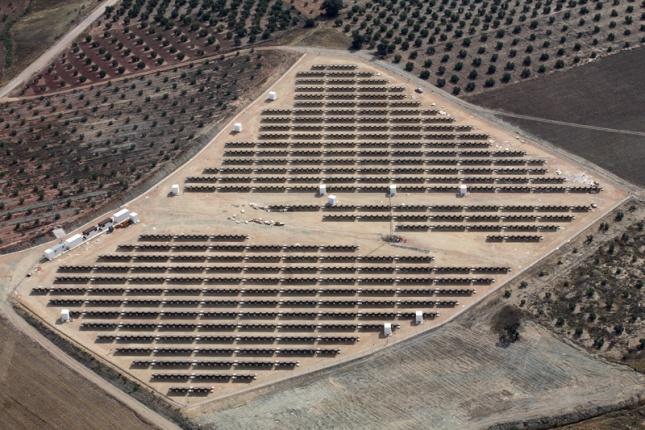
<box><xmin>505</xmin><ymin>199</ymin><xmax>645</xmax><ymax>370</ymax></box>
<box><xmin>0</xmin><ymin>315</ymin><xmax>156</xmax><ymax>430</ymax></box>
<box><xmin>0</xmin><ymin>0</ymin><xmax>100</xmax><ymax>84</ymax></box>
<box><xmin>18</xmin><ymin>0</ymin><xmax>304</xmax><ymax>95</ymax></box>
<box><xmin>338</xmin><ymin>0</ymin><xmax>644</xmax><ymax>96</ymax></box>
<box><xmin>0</xmin><ymin>49</ymin><xmax>299</xmax><ymax>253</ymax></box>
<box><xmin>466</xmin><ymin>46</ymin><xmax>645</xmax><ymax>187</ymax></box>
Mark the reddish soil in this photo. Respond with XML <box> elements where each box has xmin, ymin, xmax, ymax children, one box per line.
<box><xmin>465</xmin><ymin>47</ymin><xmax>645</xmax><ymax>187</ymax></box>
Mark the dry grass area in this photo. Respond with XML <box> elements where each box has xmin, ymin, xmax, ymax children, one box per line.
<box><xmin>10</xmin><ymin>52</ymin><xmax>628</xmax><ymax>412</ymax></box>
<box><xmin>0</xmin><ymin>314</ymin><xmax>156</xmax><ymax>429</ymax></box>
<box><xmin>291</xmin><ymin>25</ymin><xmax>351</xmax><ymax>49</ymax></box>
<box><xmin>0</xmin><ymin>0</ymin><xmax>99</xmax><ymax>84</ymax></box>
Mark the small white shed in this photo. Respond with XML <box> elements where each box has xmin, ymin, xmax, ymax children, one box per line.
<box><xmin>233</xmin><ymin>122</ymin><xmax>243</xmax><ymax>133</ymax></box>
<box><xmin>415</xmin><ymin>310</ymin><xmax>424</xmax><ymax>325</ymax></box>
<box><xmin>388</xmin><ymin>184</ymin><xmax>397</xmax><ymax>197</ymax></box>
<box><xmin>318</xmin><ymin>183</ymin><xmax>327</xmax><ymax>196</ymax></box>
<box><xmin>383</xmin><ymin>322</ymin><xmax>393</xmax><ymax>337</ymax></box>
<box><xmin>60</xmin><ymin>309</ymin><xmax>71</xmax><ymax>323</ymax></box>
<box><xmin>129</xmin><ymin>212</ymin><xmax>140</xmax><ymax>224</ymax></box>
<box><xmin>268</xmin><ymin>91</ymin><xmax>277</xmax><ymax>101</ymax></box>
<box><xmin>170</xmin><ymin>184</ymin><xmax>180</xmax><ymax>196</ymax></box>
<box><xmin>458</xmin><ymin>184</ymin><xmax>468</xmax><ymax>197</ymax></box>
<box><xmin>327</xmin><ymin>194</ymin><xmax>337</xmax><ymax>207</ymax></box>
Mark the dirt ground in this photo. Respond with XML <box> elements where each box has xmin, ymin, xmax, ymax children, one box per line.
<box><xmin>187</xmin><ymin>292</ymin><xmax>644</xmax><ymax>429</ymax></box>
<box><xmin>465</xmin><ymin>47</ymin><xmax>645</xmax><ymax>187</ymax></box>
<box><xmin>291</xmin><ymin>25</ymin><xmax>351</xmax><ymax>49</ymax></box>
<box><xmin>0</xmin><ymin>314</ymin><xmax>156</xmax><ymax>430</ymax></box>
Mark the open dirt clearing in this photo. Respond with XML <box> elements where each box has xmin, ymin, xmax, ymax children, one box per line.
<box><xmin>465</xmin><ymin>47</ymin><xmax>645</xmax><ymax>187</ymax></box>
<box><xmin>0</xmin><ymin>314</ymin><xmax>157</xmax><ymax>430</ymax></box>
<box><xmin>188</xmin><ymin>292</ymin><xmax>644</xmax><ymax>429</ymax></box>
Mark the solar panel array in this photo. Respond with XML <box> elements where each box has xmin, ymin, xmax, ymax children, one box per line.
<box><xmin>35</xmin><ymin>234</ymin><xmax>510</xmax><ymax>396</ymax></box>
<box><xmin>184</xmin><ymin>64</ymin><xmax>602</xmax><ymax>198</ymax></box>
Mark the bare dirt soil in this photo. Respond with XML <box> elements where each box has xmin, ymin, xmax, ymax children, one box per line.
<box><xmin>0</xmin><ymin>314</ymin><xmax>156</xmax><ymax>430</ymax></box>
<box><xmin>291</xmin><ymin>24</ymin><xmax>351</xmax><ymax>49</ymax></box>
<box><xmin>465</xmin><ymin>47</ymin><xmax>645</xmax><ymax>187</ymax></box>
<box><xmin>188</xmin><ymin>291</ymin><xmax>644</xmax><ymax>430</ymax></box>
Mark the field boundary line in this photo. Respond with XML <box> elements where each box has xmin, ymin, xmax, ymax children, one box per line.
<box><xmin>471</xmin><ymin>108</ymin><xmax>645</xmax><ymax>137</ymax></box>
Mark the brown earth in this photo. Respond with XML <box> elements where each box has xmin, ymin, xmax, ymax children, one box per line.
<box><xmin>0</xmin><ymin>314</ymin><xmax>157</xmax><ymax>430</ymax></box>
<box><xmin>465</xmin><ymin>47</ymin><xmax>645</xmax><ymax>187</ymax></box>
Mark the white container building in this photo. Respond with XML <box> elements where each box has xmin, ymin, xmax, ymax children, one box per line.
<box><xmin>43</xmin><ymin>244</ymin><xmax>64</xmax><ymax>261</ymax></box>
<box><xmin>233</xmin><ymin>122</ymin><xmax>243</xmax><ymax>133</ymax></box>
<box><xmin>327</xmin><ymin>194</ymin><xmax>337</xmax><ymax>207</ymax></box>
<box><xmin>458</xmin><ymin>184</ymin><xmax>468</xmax><ymax>197</ymax></box>
<box><xmin>111</xmin><ymin>208</ymin><xmax>130</xmax><ymax>225</ymax></box>
<box><xmin>129</xmin><ymin>212</ymin><xmax>140</xmax><ymax>224</ymax></box>
<box><xmin>388</xmin><ymin>184</ymin><xmax>397</xmax><ymax>197</ymax></box>
<box><xmin>64</xmin><ymin>233</ymin><xmax>84</xmax><ymax>250</ymax></box>
<box><xmin>268</xmin><ymin>91</ymin><xmax>277</xmax><ymax>101</ymax></box>
<box><xmin>60</xmin><ymin>309</ymin><xmax>71</xmax><ymax>323</ymax></box>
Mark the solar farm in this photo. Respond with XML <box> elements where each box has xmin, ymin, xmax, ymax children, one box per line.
<box><xmin>15</xmin><ymin>53</ymin><xmax>627</xmax><ymax>407</ymax></box>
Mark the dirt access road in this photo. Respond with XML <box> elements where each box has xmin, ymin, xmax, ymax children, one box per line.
<box><xmin>0</xmin><ymin>0</ymin><xmax>120</xmax><ymax>99</ymax></box>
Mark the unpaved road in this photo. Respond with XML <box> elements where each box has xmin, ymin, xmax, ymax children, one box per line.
<box><xmin>0</xmin><ymin>0</ymin><xmax>120</xmax><ymax>99</ymax></box>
